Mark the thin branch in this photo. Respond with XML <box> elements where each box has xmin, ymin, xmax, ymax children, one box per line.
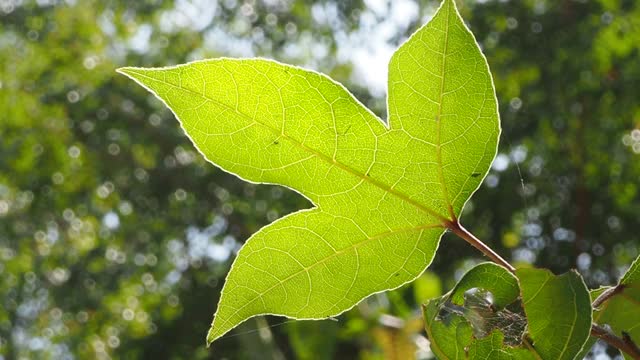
<box><xmin>592</xmin><ymin>284</ymin><xmax>625</xmax><ymax>309</ymax></box>
<box><xmin>450</xmin><ymin>223</ymin><xmax>640</xmax><ymax>359</ymax></box>
<box><xmin>624</xmin><ymin>332</ymin><xmax>640</xmax><ymax>358</ymax></box>
<box><xmin>591</xmin><ymin>324</ymin><xmax>640</xmax><ymax>360</ymax></box>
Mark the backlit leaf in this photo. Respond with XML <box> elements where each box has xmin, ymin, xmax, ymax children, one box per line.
<box><xmin>117</xmin><ymin>0</ymin><xmax>499</xmax><ymax>345</ymax></box>
<box><xmin>621</xmin><ymin>254</ymin><xmax>640</xmax><ymax>285</ymax></box>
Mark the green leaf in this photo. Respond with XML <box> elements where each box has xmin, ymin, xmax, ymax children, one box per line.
<box><xmin>423</xmin><ymin>299</ymin><xmax>474</xmax><ymax>360</ymax></box>
<box><xmin>117</xmin><ymin>0</ymin><xmax>499</xmax><ymax>345</ymax></box>
<box><xmin>621</xmin><ymin>254</ymin><xmax>640</xmax><ymax>285</ymax></box>
<box><xmin>426</xmin><ymin>265</ymin><xmax>594</xmax><ymax>359</ymax></box>
<box><xmin>467</xmin><ymin>331</ymin><xmax>537</xmax><ymax>360</ymax></box>
<box><xmin>449</xmin><ymin>263</ymin><xmax>520</xmax><ymax>308</ymax></box>
<box><xmin>592</xmin><ymin>255</ymin><xmax>640</xmax><ymax>360</ymax></box>
<box><xmin>424</xmin><ymin>263</ymin><xmax>535</xmax><ymax>360</ymax></box>
<box><xmin>517</xmin><ymin>268</ymin><xmax>592</xmax><ymax>360</ymax></box>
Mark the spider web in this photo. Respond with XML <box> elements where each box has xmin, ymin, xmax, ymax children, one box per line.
<box><xmin>436</xmin><ymin>287</ymin><xmax>527</xmax><ymax>346</ymax></box>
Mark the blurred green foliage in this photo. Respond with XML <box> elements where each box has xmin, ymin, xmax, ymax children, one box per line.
<box><xmin>0</xmin><ymin>0</ymin><xmax>638</xmax><ymax>359</ymax></box>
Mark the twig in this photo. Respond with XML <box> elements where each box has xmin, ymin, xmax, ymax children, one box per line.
<box><xmin>592</xmin><ymin>284</ymin><xmax>626</xmax><ymax>309</ymax></box>
<box><xmin>623</xmin><ymin>332</ymin><xmax>640</xmax><ymax>358</ymax></box>
<box><xmin>450</xmin><ymin>223</ymin><xmax>640</xmax><ymax>359</ymax></box>
<box><xmin>591</xmin><ymin>324</ymin><xmax>640</xmax><ymax>360</ymax></box>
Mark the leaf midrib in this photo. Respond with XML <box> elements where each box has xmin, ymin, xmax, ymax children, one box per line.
<box><xmin>435</xmin><ymin>0</ymin><xmax>455</xmax><ymax>220</ymax></box>
<box><xmin>557</xmin><ymin>276</ymin><xmax>578</xmax><ymax>360</ymax></box>
<box><xmin>124</xmin><ymin>69</ymin><xmax>452</xmax><ymax>224</ymax></box>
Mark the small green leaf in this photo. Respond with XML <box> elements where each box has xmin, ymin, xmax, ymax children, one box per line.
<box><xmin>424</xmin><ymin>263</ymin><xmax>533</xmax><ymax>359</ymax></box>
<box><xmin>423</xmin><ymin>299</ymin><xmax>474</xmax><ymax>360</ymax></box>
<box><xmin>449</xmin><ymin>262</ymin><xmax>520</xmax><ymax>308</ymax></box>
<box><xmin>517</xmin><ymin>268</ymin><xmax>592</xmax><ymax>360</ymax></box>
<box><xmin>592</xmin><ymin>255</ymin><xmax>640</xmax><ymax>360</ymax></box>
<box><xmin>621</xmin><ymin>253</ymin><xmax>640</xmax><ymax>285</ymax></box>
<box><xmin>118</xmin><ymin>0</ymin><xmax>499</xmax><ymax>345</ymax></box>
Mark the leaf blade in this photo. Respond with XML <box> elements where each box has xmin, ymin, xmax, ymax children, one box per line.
<box><xmin>449</xmin><ymin>262</ymin><xmax>520</xmax><ymax>308</ymax></box>
<box><xmin>468</xmin><ymin>331</ymin><xmax>538</xmax><ymax>360</ymax></box>
<box><xmin>117</xmin><ymin>0</ymin><xmax>501</xmax><ymax>346</ymax></box>
<box><xmin>517</xmin><ymin>268</ymin><xmax>592</xmax><ymax>360</ymax></box>
<box><xmin>207</xmin><ymin>209</ymin><xmax>444</xmax><ymax>343</ymax></box>
<box><xmin>621</xmin><ymin>253</ymin><xmax>640</xmax><ymax>285</ymax></box>
<box><xmin>388</xmin><ymin>0</ymin><xmax>500</xmax><ymax>219</ymax></box>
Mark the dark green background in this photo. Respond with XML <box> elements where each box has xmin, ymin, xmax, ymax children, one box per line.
<box><xmin>1</xmin><ymin>0</ymin><xmax>639</xmax><ymax>358</ymax></box>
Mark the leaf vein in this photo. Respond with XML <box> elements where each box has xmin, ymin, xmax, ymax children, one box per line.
<box><xmin>127</xmin><ymin>70</ymin><xmax>451</xmax><ymax>223</ymax></box>
<box><xmin>216</xmin><ymin>222</ymin><xmax>442</xmax><ymax>329</ymax></box>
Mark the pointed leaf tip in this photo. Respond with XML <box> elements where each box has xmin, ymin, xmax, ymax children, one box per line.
<box><xmin>115</xmin><ymin>67</ymin><xmax>134</xmax><ymax>76</ymax></box>
<box><xmin>116</xmin><ymin>66</ymin><xmax>150</xmax><ymax>78</ymax></box>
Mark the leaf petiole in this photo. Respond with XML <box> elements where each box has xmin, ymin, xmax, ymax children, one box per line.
<box><xmin>447</xmin><ymin>221</ymin><xmax>516</xmax><ymax>273</ymax></box>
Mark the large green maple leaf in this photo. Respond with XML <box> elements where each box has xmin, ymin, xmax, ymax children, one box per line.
<box><xmin>117</xmin><ymin>0</ymin><xmax>499</xmax><ymax>345</ymax></box>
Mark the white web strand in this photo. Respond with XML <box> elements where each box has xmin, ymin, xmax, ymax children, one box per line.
<box><xmin>216</xmin><ymin>316</ymin><xmax>339</xmax><ymax>341</ymax></box>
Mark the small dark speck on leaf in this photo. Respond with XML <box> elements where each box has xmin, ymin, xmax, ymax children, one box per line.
<box><xmin>471</xmin><ymin>172</ymin><xmax>481</xmax><ymax>177</ymax></box>
<box><xmin>273</xmin><ymin>140</ymin><xmax>279</xmax><ymax>145</ymax></box>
